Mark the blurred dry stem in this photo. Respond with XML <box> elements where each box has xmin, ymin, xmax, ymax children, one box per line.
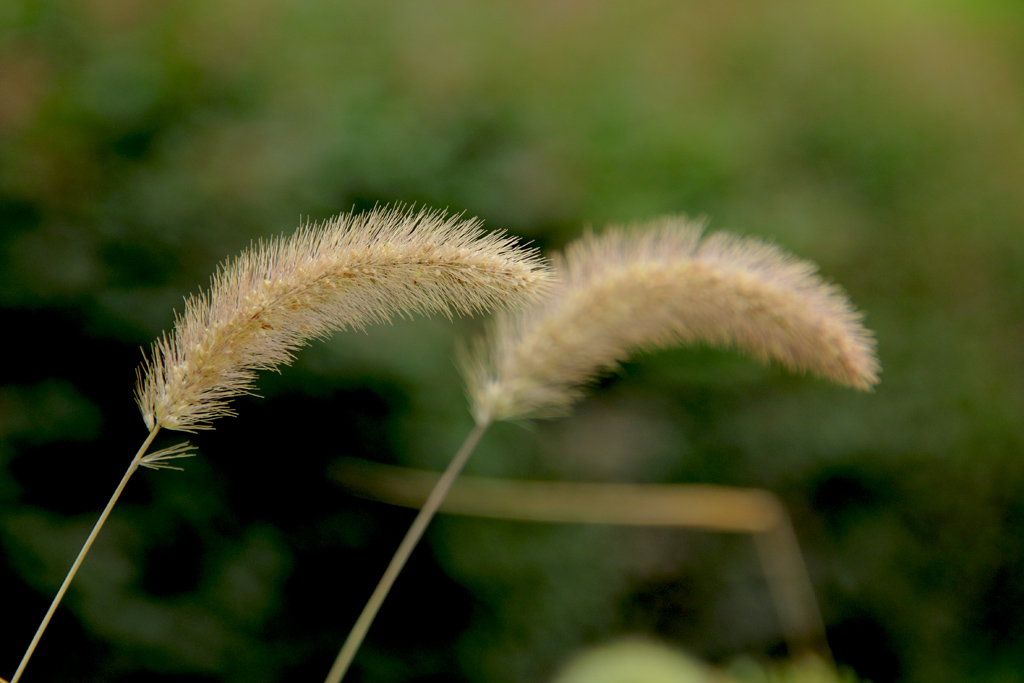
<box><xmin>332</xmin><ymin>458</ymin><xmax>830</xmax><ymax>659</ymax></box>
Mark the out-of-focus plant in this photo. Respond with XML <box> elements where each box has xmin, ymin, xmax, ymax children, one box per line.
<box><xmin>325</xmin><ymin>216</ymin><xmax>878</xmax><ymax>682</ymax></box>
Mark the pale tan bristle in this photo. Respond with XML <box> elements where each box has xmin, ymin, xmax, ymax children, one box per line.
<box><xmin>462</xmin><ymin>216</ymin><xmax>880</xmax><ymax>424</ymax></box>
<box><xmin>135</xmin><ymin>206</ymin><xmax>553</xmax><ymax>432</ymax></box>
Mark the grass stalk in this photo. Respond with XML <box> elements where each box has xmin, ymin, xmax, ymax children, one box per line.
<box><xmin>7</xmin><ymin>207</ymin><xmax>547</xmax><ymax>681</ymax></box>
<box><xmin>10</xmin><ymin>426</ymin><xmax>161</xmax><ymax>683</ymax></box>
<box><xmin>327</xmin><ymin>217</ymin><xmax>876</xmax><ymax>678</ymax></box>
<box><xmin>324</xmin><ymin>420</ymin><xmax>491</xmax><ymax>683</ymax></box>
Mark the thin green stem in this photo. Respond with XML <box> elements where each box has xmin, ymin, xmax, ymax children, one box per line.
<box><xmin>10</xmin><ymin>426</ymin><xmax>161</xmax><ymax>683</ymax></box>
<box><xmin>324</xmin><ymin>419</ymin><xmax>491</xmax><ymax>683</ymax></box>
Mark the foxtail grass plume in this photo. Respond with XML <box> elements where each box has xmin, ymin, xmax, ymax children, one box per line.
<box><xmin>10</xmin><ymin>206</ymin><xmax>550</xmax><ymax>683</ymax></box>
<box><xmin>136</xmin><ymin>206</ymin><xmax>551</xmax><ymax>432</ymax></box>
<box><xmin>322</xmin><ymin>217</ymin><xmax>878</xmax><ymax>683</ymax></box>
<box><xmin>463</xmin><ymin>216</ymin><xmax>879</xmax><ymax>424</ymax></box>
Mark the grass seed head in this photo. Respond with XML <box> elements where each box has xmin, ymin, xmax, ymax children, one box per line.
<box><xmin>136</xmin><ymin>206</ymin><xmax>552</xmax><ymax>432</ymax></box>
<box><xmin>463</xmin><ymin>216</ymin><xmax>879</xmax><ymax>424</ymax></box>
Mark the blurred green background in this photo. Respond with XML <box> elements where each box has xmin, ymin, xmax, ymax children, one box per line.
<box><xmin>3</xmin><ymin>0</ymin><xmax>1024</xmax><ymax>681</ymax></box>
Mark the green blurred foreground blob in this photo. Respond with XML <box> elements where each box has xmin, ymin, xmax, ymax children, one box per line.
<box><xmin>551</xmin><ymin>640</ymin><xmax>865</xmax><ymax>683</ymax></box>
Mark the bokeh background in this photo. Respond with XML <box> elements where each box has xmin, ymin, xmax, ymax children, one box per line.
<box><xmin>3</xmin><ymin>0</ymin><xmax>1024</xmax><ymax>681</ymax></box>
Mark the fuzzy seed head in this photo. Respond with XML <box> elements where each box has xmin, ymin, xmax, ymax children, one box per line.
<box><xmin>136</xmin><ymin>206</ymin><xmax>552</xmax><ymax>432</ymax></box>
<box><xmin>462</xmin><ymin>216</ymin><xmax>880</xmax><ymax>424</ymax></box>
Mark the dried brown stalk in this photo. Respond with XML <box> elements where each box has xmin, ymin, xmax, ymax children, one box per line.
<box><xmin>330</xmin><ymin>458</ymin><xmax>830</xmax><ymax>659</ymax></box>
